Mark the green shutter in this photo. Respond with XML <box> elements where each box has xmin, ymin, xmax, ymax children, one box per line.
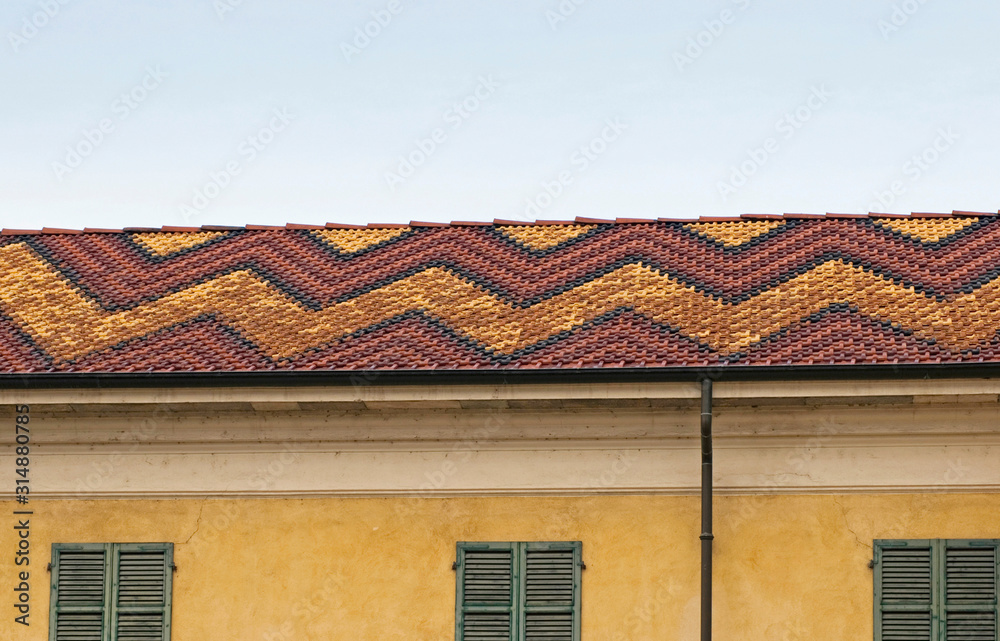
<box><xmin>875</xmin><ymin>540</ymin><xmax>999</xmax><ymax>641</ymax></box>
<box><xmin>457</xmin><ymin>543</ymin><xmax>517</xmax><ymax>641</ymax></box>
<box><xmin>112</xmin><ymin>544</ymin><xmax>173</xmax><ymax>641</ymax></box>
<box><xmin>49</xmin><ymin>544</ymin><xmax>109</xmax><ymax>641</ymax></box>
<box><xmin>875</xmin><ymin>540</ymin><xmax>935</xmax><ymax>641</ymax></box>
<box><xmin>50</xmin><ymin>544</ymin><xmax>173</xmax><ymax>641</ymax></box>
<box><xmin>941</xmin><ymin>541</ymin><xmax>997</xmax><ymax>641</ymax></box>
<box><xmin>521</xmin><ymin>542</ymin><xmax>580</xmax><ymax>641</ymax></box>
<box><xmin>457</xmin><ymin>542</ymin><xmax>581</xmax><ymax>641</ymax></box>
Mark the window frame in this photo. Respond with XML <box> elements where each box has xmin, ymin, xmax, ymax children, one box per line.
<box><xmin>455</xmin><ymin>540</ymin><xmax>582</xmax><ymax>641</ymax></box>
<box><xmin>874</xmin><ymin>538</ymin><xmax>999</xmax><ymax>641</ymax></box>
<box><xmin>49</xmin><ymin>542</ymin><xmax>174</xmax><ymax>641</ymax></box>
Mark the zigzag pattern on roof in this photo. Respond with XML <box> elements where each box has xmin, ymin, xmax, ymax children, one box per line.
<box><xmin>0</xmin><ymin>215</ymin><xmax>999</xmax><ymax>372</ymax></box>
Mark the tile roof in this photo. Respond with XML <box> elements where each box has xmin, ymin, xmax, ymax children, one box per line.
<box><xmin>1</xmin><ymin>213</ymin><xmax>999</xmax><ymax>373</ymax></box>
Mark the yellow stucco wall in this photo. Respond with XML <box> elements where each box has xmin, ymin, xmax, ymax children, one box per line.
<box><xmin>3</xmin><ymin>494</ymin><xmax>999</xmax><ymax>640</ymax></box>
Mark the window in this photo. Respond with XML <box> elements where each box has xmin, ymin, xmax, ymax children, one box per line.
<box><xmin>455</xmin><ymin>541</ymin><xmax>581</xmax><ymax>641</ymax></box>
<box><xmin>874</xmin><ymin>539</ymin><xmax>998</xmax><ymax>641</ymax></box>
<box><xmin>49</xmin><ymin>543</ymin><xmax>173</xmax><ymax>641</ymax></box>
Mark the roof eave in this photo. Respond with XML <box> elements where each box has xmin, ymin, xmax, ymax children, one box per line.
<box><xmin>1</xmin><ymin>362</ymin><xmax>999</xmax><ymax>389</ymax></box>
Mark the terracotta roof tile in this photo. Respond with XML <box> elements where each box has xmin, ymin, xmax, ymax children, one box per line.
<box><xmin>40</xmin><ymin>227</ymin><xmax>82</xmax><ymax>234</ymax></box>
<box><xmin>952</xmin><ymin>210</ymin><xmax>998</xmax><ymax>217</ymax></box>
<box><xmin>1</xmin><ymin>214</ymin><xmax>999</xmax><ymax>373</ymax></box>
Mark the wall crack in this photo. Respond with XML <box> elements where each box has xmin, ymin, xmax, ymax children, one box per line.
<box><xmin>182</xmin><ymin>501</ymin><xmax>207</xmax><ymax>544</ymax></box>
<box><xmin>833</xmin><ymin>498</ymin><xmax>871</xmax><ymax>551</ymax></box>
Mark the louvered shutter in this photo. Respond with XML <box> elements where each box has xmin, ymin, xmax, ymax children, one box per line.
<box><xmin>875</xmin><ymin>541</ymin><xmax>935</xmax><ymax>641</ymax></box>
<box><xmin>49</xmin><ymin>544</ymin><xmax>109</xmax><ymax>641</ymax></box>
<box><xmin>457</xmin><ymin>542</ymin><xmax>581</xmax><ymax>641</ymax></box>
<box><xmin>876</xmin><ymin>540</ymin><xmax>999</xmax><ymax>641</ymax></box>
<box><xmin>457</xmin><ymin>543</ymin><xmax>516</xmax><ymax>641</ymax></box>
<box><xmin>942</xmin><ymin>541</ymin><xmax>997</xmax><ymax>641</ymax></box>
<box><xmin>50</xmin><ymin>543</ymin><xmax>173</xmax><ymax>641</ymax></box>
<box><xmin>111</xmin><ymin>544</ymin><xmax>173</xmax><ymax>641</ymax></box>
<box><xmin>521</xmin><ymin>543</ymin><xmax>580</xmax><ymax>641</ymax></box>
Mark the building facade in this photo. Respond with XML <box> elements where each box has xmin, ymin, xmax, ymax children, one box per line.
<box><xmin>1</xmin><ymin>214</ymin><xmax>998</xmax><ymax>640</ymax></box>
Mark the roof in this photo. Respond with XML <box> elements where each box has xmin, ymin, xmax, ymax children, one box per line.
<box><xmin>1</xmin><ymin>212</ymin><xmax>999</xmax><ymax>374</ymax></box>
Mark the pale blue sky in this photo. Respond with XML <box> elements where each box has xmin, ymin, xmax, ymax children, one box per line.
<box><xmin>1</xmin><ymin>0</ymin><xmax>997</xmax><ymax>229</ymax></box>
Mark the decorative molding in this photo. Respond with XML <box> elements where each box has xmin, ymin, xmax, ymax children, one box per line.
<box><xmin>3</xmin><ymin>378</ymin><xmax>1000</xmax><ymax>408</ymax></box>
<box><xmin>19</xmin><ymin>485</ymin><xmax>1000</xmax><ymax>501</ymax></box>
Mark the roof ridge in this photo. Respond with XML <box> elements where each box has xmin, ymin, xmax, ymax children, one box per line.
<box><xmin>2</xmin><ymin>210</ymin><xmax>997</xmax><ymax>235</ymax></box>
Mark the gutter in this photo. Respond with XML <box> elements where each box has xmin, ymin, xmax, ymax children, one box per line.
<box><xmin>0</xmin><ymin>362</ymin><xmax>998</xmax><ymax>389</ymax></box>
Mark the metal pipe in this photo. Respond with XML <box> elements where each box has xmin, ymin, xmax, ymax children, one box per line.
<box><xmin>700</xmin><ymin>378</ymin><xmax>714</xmax><ymax>641</ymax></box>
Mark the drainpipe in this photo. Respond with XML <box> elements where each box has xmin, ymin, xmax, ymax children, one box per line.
<box><xmin>700</xmin><ymin>378</ymin><xmax>714</xmax><ymax>641</ymax></box>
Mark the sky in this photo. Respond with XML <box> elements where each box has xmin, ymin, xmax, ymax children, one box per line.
<box><xmin>1</xmin><ymin>0</ymin><xmax>998</xmax><ymax>229</ymax></box>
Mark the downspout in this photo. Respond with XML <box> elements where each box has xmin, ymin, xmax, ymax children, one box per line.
<box><xmin>700</xmin><ymin>378</ymin><xmax>714</xmax><ymax>641</ymax></box>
